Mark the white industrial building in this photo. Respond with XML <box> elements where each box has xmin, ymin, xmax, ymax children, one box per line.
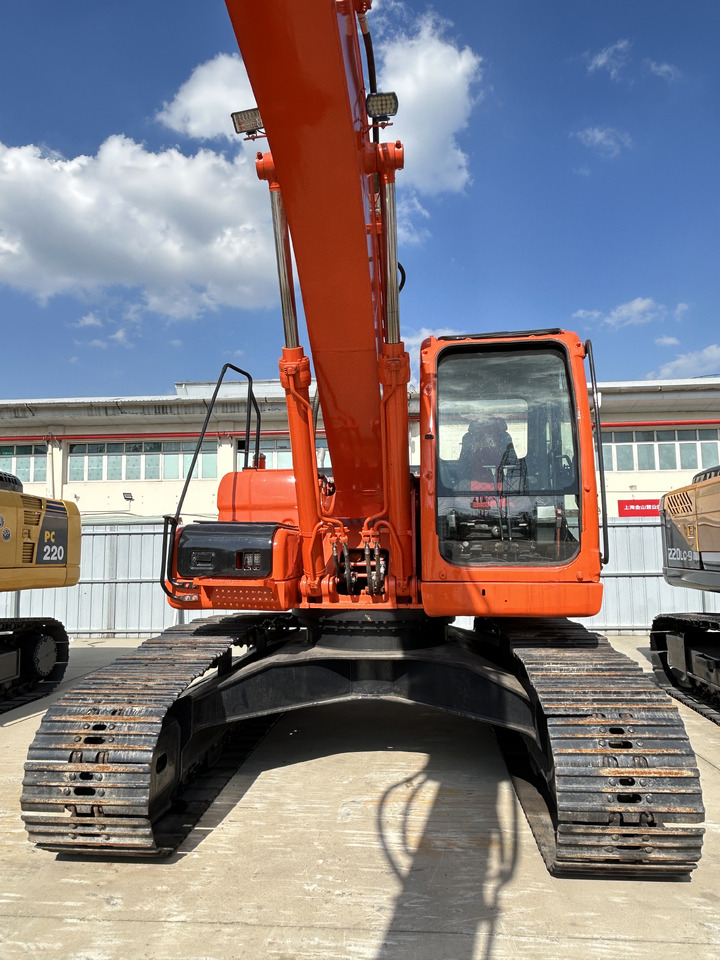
<box><xmin>1</xmin><ymin>375</ymin><xmax>718</xmax><ymax>521</ymax></box>
<box><xmin>2</xmin><ymin>374</ymin><xmax>719</xmax><ymax>635</ymax></box>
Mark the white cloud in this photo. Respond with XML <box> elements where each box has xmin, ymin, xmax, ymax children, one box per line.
<box><xmin>397</xmin><ymin>193</ymin><xmax>431</xmax><ymax>245</ymax></box>
<box><xmin>655</xmin><ymin>335</ymin><xmax>680</xmax><ymax>346</ymax></box>
<box><xmin>0</xmin><ymin>135</ymin><xmax>277</xmax><ymax>322</ymax></box>
<box><xmin>574</xmin><ymin>297</ymin><xmax>685</xmax><ymax>328</ymax></box>
<box><xmin>159</xmin><ymin>28</ymin><xmax>483</xmax><ymax>200</ymax></box>
<box><xmin>73</xmin><ymin>312</ymin><xmax>103</xmax><ymax>328</ymax></box>
<box><xmin>584</xmin><ymin>40</ymin><xmax>681</xmax><ymax>86</ymax></box>
<box><xmin>573</xmin><ymin>126</ymin><xmax>632</xmax><ymax>159</ymax></box>
<box><xmin>156</xmin><ymin>53</ymin><xmax>255</xmax><ymax>143</ymax></box>
<box><xmin>653</xmin><ymin>345</ymin><xmax>720</xmax><ymax>379</ymax></box>
<box><xmin>109</xmin><ymin>328</ymin><xmax>133</xmax><ymax>348</ymax></box>
<box><xmin>645</xmin><ymin>59</ymin><xmax>681</xmax><ymax>83</ymax></box>
<box><xmin>0</xmin><ymin>17</ymin><xmax>485</xmax><ymax>332</ymax></box>
<box><xmin>604</xmin><ymin>297</ymin><xmax>663</xmax><ymax>326</ymax></box>
<box><xmin>586</xmin><ymin>39</ymin><xmax>632</xmax><ymax>81</ymax></box>
<box><xmin>402</xmin><ymin>325</ymin><xmax>464</xmax><ymax>384</ymax></box>
<box><xmin>377</xmin><ymin>13</ymin><xmax>483</xmax><ymax>195</ymax></box>
<box><xmin>76</xmin><ymin>319</ymin><xmax>138</xmax><ymax>351</ymax></box>
<box><xmin>572</xmin><ymin>308</ymin><xmax>603</xmax><ymax>323</ymax></box>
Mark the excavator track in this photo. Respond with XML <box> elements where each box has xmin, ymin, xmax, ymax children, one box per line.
<box><xmin>501</xmin><ymin>619</ymin><xmax>705</xmax><ymax>877</ymax></box>
<box><xmin>21</xmin><ymin>615</ymin><xmax>279</xmax><ymax>855</ymax></box>
<box><xmin>650</xmin><ymin>613</ymin><xmax>720</xmax><ymax>727</ymax></box>
<box><xmin>22</xmin><ymin>614</ymin><xmax>704</xmax><ymax>876</ymax></box>
<box><xmin>0</xmin><ymin>618</ymin><xmax>70</xmax><ymax>716</ymax></box>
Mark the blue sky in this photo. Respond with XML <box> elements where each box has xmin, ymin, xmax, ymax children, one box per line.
<box><xmin>0</xmin><ymin>0</ymin><xmax>717</xmax><ymax>399</ymax></box>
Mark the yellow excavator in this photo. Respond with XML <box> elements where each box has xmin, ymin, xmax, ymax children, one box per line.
<box><xmin>0</xmin><ymin>471</ymin><xmax>81</xmax><ymax>711</ymax></box>
<box><xmin>651</xmin><ymin>464</ymin><xmax>720</xmax><ymax>719</ymax></box>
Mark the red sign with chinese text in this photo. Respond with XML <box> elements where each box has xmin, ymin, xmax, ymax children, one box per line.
<box><xmin>617</xmin><ymin>499</ymin><xmax>660</xmax><ymax>517</ymax></box>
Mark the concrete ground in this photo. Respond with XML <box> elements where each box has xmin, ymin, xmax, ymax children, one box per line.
<box><xmin>1</xmin><ymin>632</ymin><xmax>719</xmax><ymax>960</ymax></box>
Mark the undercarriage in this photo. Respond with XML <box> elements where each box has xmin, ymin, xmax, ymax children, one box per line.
<box><xmin>22</xmin><ymin>613</ymin><xmax>704</xmax><ymax>877</ymax></box>
<box><xmin>0</xmin><ymin>618</ymin><xmax>70</xmax><ymax>714</ymax></box>
<box><xmin>651</xmin><ymin>613</ymin><xmax>720</xmax><ymax>724</ymax></box>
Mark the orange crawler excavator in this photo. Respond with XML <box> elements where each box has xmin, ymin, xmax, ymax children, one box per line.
<box><xmin>22</xmin><ymin>0</ymin><xmax>704</xmax><ymax>877</ymax></box>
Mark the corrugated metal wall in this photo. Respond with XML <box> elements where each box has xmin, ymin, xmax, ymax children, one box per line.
<box><xmin>0</xmin><ymin>523</ymin><xmax>179</xmax><ymax>637</ymax></box>
<box><xmin>2</xmin><ymin>519</ymin><xmax>719</xmax><ymax>636</ymax></box>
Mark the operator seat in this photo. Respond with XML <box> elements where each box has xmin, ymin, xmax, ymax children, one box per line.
<box><xmin>459</xmin><ymin>417</ymin><xmax>518</xmax><ymax>492</ymax></box>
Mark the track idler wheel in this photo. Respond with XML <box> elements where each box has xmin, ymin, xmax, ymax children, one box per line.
<box><xmin>30</xmin><ymin>634</ymin><xmax>58</xmax><ymax>679</ymax></box>
<box><xmin>17</xmin><ymin>631</ymin><xmax>59</xmax><ymax>686</ymax></box>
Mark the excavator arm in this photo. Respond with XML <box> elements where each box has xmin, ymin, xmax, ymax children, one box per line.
<box><xmin>226</xmin><ymin>0</ymin><xmax>400</xmax><ymax>518</ymax></box>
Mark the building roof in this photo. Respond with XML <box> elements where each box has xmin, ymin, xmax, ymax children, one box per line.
<box><xmin>597</xmin><ymin>377</ymin><xmax>720</xmax><ymax>420</ymax></box>
<box><xmin>0</xmin><ymin>380</ymin><xmax>292</xmax><ymax>436</ymax></box>
<box><xmin>1</xmin><ymin>375</ymin><xmax>719</xmax><ymax>435</ymax></box>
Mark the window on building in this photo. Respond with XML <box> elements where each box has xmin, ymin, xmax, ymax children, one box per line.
<box><xmin>614</xmin><ymin>439</ymin><xmax>634</xmax><ymax>471</ymax></box>
<box><xmin>238</xmin><ymin>437</ymin><xmax>331</xmax><ymax>472</ymax></box>
<box><xmin>602</xmin><ymin>428</ymin><xmax>719</xmax><ymax>472</ymax></box>
<box><xmin>679</xmin><ymin>443</ymin><xmax>698</xmax><ymax>470</ymax></box>
<box><xmin>600</xmin><ymin>432</ymin><xmax>613</xmax><ymax>472</ymax></box>
<box><xmin>66</xmin><ymin>440</ymin><xmax>217</xmax><ymax>482</ymax></box>
<box><xmin>0</xmin><ymin>444</ymin><xmax>47</xmax><ymax>483</ymax></box>
<box><xmin>636</xmin><ymin>444</ymin><xmax>656</xmax><ymax>471</ymax></box>
<box><xmin>657</xmin><ymin>443</ymin><xmax>677</xmax><ymax>470</ymax></box>
<box><xmin>701</xmin><ymin>441</ymin><xmax>719</xmax><ymax>469</ymax></box>
<box><xmin>316</xmin><ymin>438</ymin><xmax>331</xmax><ymax>473</ymax></box>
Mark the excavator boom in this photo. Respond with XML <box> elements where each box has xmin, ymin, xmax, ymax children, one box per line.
<box><xmin>226</xmin><ymin>0</ymin><xmax>390</xmax><ymax>517</ymax></box>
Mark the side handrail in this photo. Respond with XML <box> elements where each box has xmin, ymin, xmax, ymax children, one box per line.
<box><xmin>160</xmin><ymin>364</ymin><xmax>262</xmax><ymax>597</ymax></box>
<box><xmin>584</xmin><ymin>339</ymin><xmax>610</xmax><ymax>565</ymax></box>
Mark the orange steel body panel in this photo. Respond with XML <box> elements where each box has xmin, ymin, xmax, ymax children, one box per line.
<box><xmin>193</xmin><ymin>467</ymin><xmax>422</xmax><ymax>610</ymax></box>
<box><xmin>224</xmin><ymin>0</ymin><xmax>386</xmax><ymax>518</ymax></box>
<box><xmin>418</xmin><ymin>331</ymin><xmax>603</xmax><ymax>618</ymax></box>
<box><xmin>218</xmin><ymin>470</ymin><xmax>299</xmax><ymax>527</ymax></box>
<box><xmin>167</xmin><ymin>525</ymin><xmax>302</xmax><ymax>611</ymax></box>
<box><xmin>421</xmin><ymin>581</ymin><xmax>602</xmax><ymax>619</ymax></box>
